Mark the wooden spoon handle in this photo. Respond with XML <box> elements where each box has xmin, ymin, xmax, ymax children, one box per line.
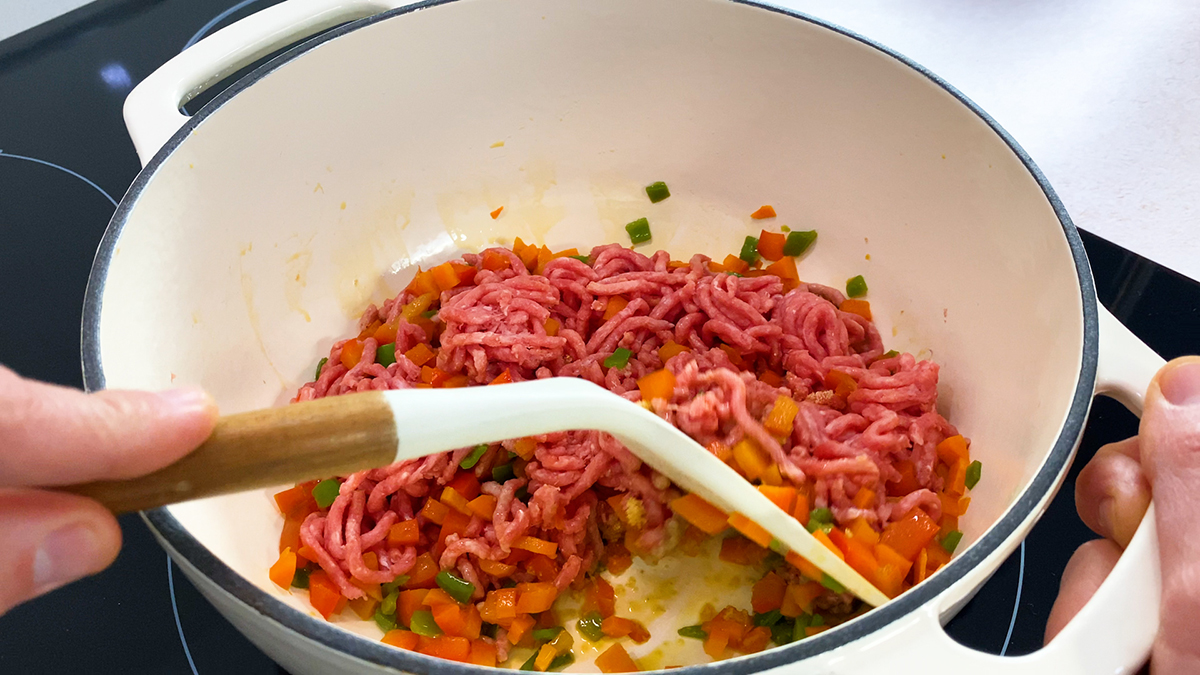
<box><xmin>63</xmin><ymin>391</ymin><xmax>398</xmax><ymax>515</ymax></box>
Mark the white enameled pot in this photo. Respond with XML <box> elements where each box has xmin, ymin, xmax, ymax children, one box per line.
<box><xmin>83</xmin><ymin>0</ymin><xmax>1167</xmax><ymax>673</ymax></box>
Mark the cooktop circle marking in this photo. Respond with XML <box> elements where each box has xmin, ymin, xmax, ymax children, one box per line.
<box><xmin>1000</xmin><ymin>541</ymin><xmax>1026</xmax><ymax>656</ymax></box>
<box><xmin>168</xmin><ymin>556</ymin><xmax>201</xmax><ymax>675</ymax></box>
<box><xmin>0</xmin><ymin>151</ymin><xmax>117</xmax><ymax>207</ymax></box>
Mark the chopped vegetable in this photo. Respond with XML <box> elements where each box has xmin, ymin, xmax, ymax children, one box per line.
<box><xmin>513</xmin><ymin>536</ymin><xmax>558</xmax><ymax>557</ymax></box>
<box><xmin>625</xmin><ymin>217</ymin><xmax>652</xmax><ymax>245</ymax></box>
<box><xmin>658</xmin><ymin>340</ymin><xmax>691</xmax><ymax>363</ymax></box>
<box><xmin>846</xmin><ymin>274</ymin><xmax>868</xmax><ymax>298</ymax></box>
<box><xmin>839</xmin><ymin>299</ymin><xmax>871</xmax><ymax>321</ymax></box>
<box><xmin>549</xmin><ymin>652</ymin><xmax>576</xmax><ymax>671</ymax></box>
<box><xmin>492</xmin><ymin>463</ymin><xmax>515</xmax><ymax>483</ymax></box>
<box><xmin>340</xmin><ymin>339</ymin><xmax>365</xmax><ymax>369</ymax></box>
<box><xmin>290</xmin><ymin>567</ymin><xmax>310</xmax><ymax>589</ymax></box>
<box><xmin>751</xmin><ymin>571</ymin><xmax>787</xmax><ymax>613</ymax></box>
<box><xmin>577</xmin><ymin>613</ymin><xmax>605</xmax><ymax>642</ymax></box>
<box><xmin>311</xmin><ymin>479</ymin><xmax>341</xmax><ymax>509</ymax></box>
<box><xmin>490</xmin><ymin>206</ymin><xmax>504</xmax><ymax>219</ymax></box>
<box><xmin>881</xmin><ymin>349</ymin><xmax>899</xmax><ymax>359</ymax></box>
<box><xmin>808</xmin><ymin>507</ymin><xmax>833</xmax><ymax>527</ymax></box>
<box><xmin>763</xmin><ymin>256</ymin><xmax>801</xmax><ymax>292</ymax></box>
<box><xmin>756</xmin><ymin>230</ymin><xmax>787</xmax><ymax>261</ymax></box>
<box><xmin>604</xmin><ymin>348</ymin><xmax>633</xmax><ymax>369</ymax></box>
<box><xmin>751</xmin><ymin>205</ymin><xmax>777</xmax><ymax>219</ymax></box>
<box><xmin>754</xmin><ymin>609</ymin><xmax>783</xmax><ymax>627</ymax></box>
<box><xmin>732</xmin><ymin>438</ymin><xmax>770</xmax><ymax>481</ymax></box>
<box><xmin>739</xmin><ymin>236</ymin><xmax>761</xmax><ymax>264</ymax></box>
<box><xmin>636</xmin><ymin>367</ymin><xmax>675</xmax><ymax>402</ymax></box>
<box><xmin>678</xmin><ymin>625</ymin><xmax>708</xmax><ymax>640</ymax></box>
<box><xmin>729</xmin><ymin>513</ymin><xmax>772</xmax><ymax>548</ymax></box>
<box><xmin>763</xmin><ymin>395</ymin><xmax>799</xmax><ymax>437</ymax></box>
<box><xmin>881</xmin><ymin>507</ymin><xmax>941</xmax><ymax>560</ymax></box>
<box><xmin>436</xmin><ymin>571</ymin><xmax>476</xmax><ymax>605</ymax></box>
<box><xmin>595</xmin><ymin>643</ymin><xmax>640</xmax><ymax>673</ymax></box>
<box><xmin>782</xmin><ymin>229</ymin><xmax>817</xmax><ymax>256</ymax></box>
<box><xmin>375</xmin><ymin>342</ymin><xmax>396</xmax><ymax>367</ymax></box>
<box><xmin>514</xmin><ymin>582</ymin><xmax>558</xmax><ymax>614</ymax></box>
<box><xmin>771</xmin><ymin>620</ymin><xmax>794</xmax><ymax>645</ymax></box>
<box><xmin>519</xmin><ymin>651</ymin><xmax>538</xmax><ymax>671</ymax></box>
<box><xmin>308</xmin><ymin>570</ymin><xmax>346</xmax><ymax>619</ymax></box>
<box><xmin>382</xmin><ymin>628</ymin><xmax>419</xmax><ymax>650</ymax></box>
<box><xmin>965</xmin><ymin>460</ymin><xmax>983</xmax><ymax>490</ymax></box>
<box><xmin>410</xmin><ymin>609</ymin><xmax>443</xmax><ymax>637</ymax></box>
<box><xmin>532</xmin><ymin>627</ymin><xmax>563</xmax><ymax>642</ymax></box>
<box><xmin>269</xmin><ymin>548</ymin><xmax>297</xmax><ymax>589</ymax></box>
<box><xmin>645</xmin><ymin>181</ymin><xmax>671</xmax><ymax>203</ymax></box>
<box><xmin>380</xmin><ymin>589</ymin><xmax>399</xmax><ymax>615</ymax></box>
<box><xmin>314</xmin><ymin>357</ymin><xmax>327</xmax><ymax>380</ymax></box>
<box><xmin>460</xmin><ymin>444</ymin><xmax>488</xmax><ymax>469</ymax></box>
<box><xmin>941</xmin><ymin>530</ymin><xmax>964</xmax><ymax>554</ymax></box>
<box><xmin>570</xmin><ymin>255</ymin><xmax>591</xmax><ymax>263</ymax></box>
<box><xmin>819</xmin><ymin>573</ymin><xmax>845</xmax><ymax>593</ymax></box>
<box><xmin>375</xmin><ymin>609</ymin><xmax>399</xmax><ymax>632</ymax></box>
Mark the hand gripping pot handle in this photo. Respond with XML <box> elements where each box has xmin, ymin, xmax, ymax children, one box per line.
<box><xmin>785</xmin><ymin>305</ymin><xmax>1162</xmax><ymax>675</ymax></box>
<box><xmin>123</xmin><ymin>0</ymin><xmax>404</xmax><ymax>166</ymax></box>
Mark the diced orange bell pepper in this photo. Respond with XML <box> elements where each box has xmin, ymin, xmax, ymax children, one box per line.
<box><xmin>852</xmin><ymin>488</ymin><xmax>876</xmax><ymax>510</ymax></box>
<box><xmin>405</xmin><ymin>268</ymin><xmax>439</xmax><ymax>297</ymax></box>
<box><xmin>669</xmin><ymin>494</ymin><xmax>729</xmax><ymax>535</ymax></box>
<box><xmin>466</xmin><ymin>494</ymin><xmax>497</xmax><ymax>520</ymax></box>
<box><xmin>423</xmin><ymin>587</ymin><xmax>458</xmax><ymax>607</ymax></box>
<box><xmin>847</xmin><ymin>517</ymin><xmax>880</xmax><ymax>546</ymax></box>
<box><xmin>763</xmin><ymin>394</ymin><xmax>799</xmax><ymax>437</ymax></box>
<box><xmin>438</xmin><ymin>510</ymin><xmax>473</xmax><ymax>545</ymax></box>
<box><xmin>874</xmin><ymin>543</ymin><xmax>913</xmax><ymax>597</ymax></box>
<box><xmin>731</xmin><ymin>439</ymin><xmax>770</xmax><ymax>481</ymax></box>
<box><xmin>936</xmin><ymin>435</ymin><xmax>970</xmax><ymax>466</ymax></box>
<box><xmin>742</xmin><ymin>625</ymin><xmax>772</xmax><ymax>653</ymax></box>
<box><xmin>751</xmin><ymin>205</ymin><xmax>777</xmax><ymax>219</ymax></box>
<box><xmin>407</xmin><ymin>553</ymin><xmax>439</xmax><ymax>589</ymax></box>
<box><xmin>296</xmin><ymin>545</ymin><xmax>319</xmax><ymax>563</ymax></box>
<box><xmin>728</xmin><ymin>513</ymin><xmax>772</xmax><ymax>549</ymax></box>
<box><xmin>764</xmin><ymin>256</ymin><xmax>800</xmax><ymax>291</ymax></box>
<box><xmin>811</xmin><ymin>529</ymin><xmax>845</xmax><ymax>560</ymax></box>
<box><xmin>446</xmin><ymin>471</ymin><xmax>481</xmax><ymax>500</ymax></box>
<box><xmin>636</xmin><ymin>368</ymin><xmax>676</xmax><ymax>402</ymax></box>
<box><xmin>307</xmin><ymin>571</ymin><xmax>346</xmax><ymax>619</ymax></box>
<box><xmin>792</xmin><ymin>492</ymin><xmax>810</xmax><ymax>527</ymax></box>
<box><xmin>914</xmin><ymin>547</ymin><xmax>929</xmax><ymax>583</ymax></box>
<box><xmin>469</xmin><ymin>639</ymin><xmax>497</xmax><ymax>667</ymax></box>
<box><xmin>947</xmin><ymin>459</ymin><xmax>968</xmax><ymax>496</ymax></box>
<box><xmin>514</xmin><ymin>582</ymin><xmax>558</xmax><ymax>614</ymax></box>
<box><xmin>751</xmin><ymin>572</ymin><xmax>786</xmax><ymax>613</ymax></box>
<box><xmin>721</xmin><ymin>254</ymin><xmax>750</xmax><ymax>275</ymax></box>
<box><xmin>527</xmin><ymin>554</ymin><xmax>559</xmax><ymax>583</ymax></box>
<box><xmin>430</xmin><ymin>262</ymin><xmax>461</xmax><ymax>292</ymax></box>
<box><xmin>605</xmin><ymin>541</ymin><xmax>634</xmax><ymax>575</ymax></box>
<box><xmin>757</xmin><ymin>485</ymin><xmax>797</xmax><ymax>515</ymax></box>
<box><xmin>279</xmin><ymin>513</ymin><xmax>304</xmax><ymax>553</ymax></box>
<box><xmin>348</xmin><ymin>596</ymin><xmax>380</xmax><ymax>620</ymax></box>
<box><xmin>490</xmin><ymin>206</ymin><xmax>504</xmax><ymax>219</ymax></box>
<box><xmin>382</xmin><ymin>629</ymin><xmax>419</xmax><ymax>650</ymax></box>
<box><xmin>543</xmin><ymin>317</ymin><xmax>560</xmax><ymax>337</ymax></box>
<box><xmin>433</xmin><ymin>602</ymin><xmax>483</xmax><ymax>639</ymax></box>
<box><xmin>513</xmin><ymin>237</ymin><xmax>540</xmax><ymax>271</ymax></box>
<box><xmin>274</xmin><ymin>483</ymin><xmax>318</xmax><ymax>518</ymax></box>
<box><xmin>480</xmin><ymin>249</ymin><xmax>510</xmax><ymax>271</ymax></box>
<box><xmin>418</xmin><ymin>635</ymin><xmax>471</xmax><ymax>662</ymax></box>
<box><xmin>601</xmin><ymin>616</ymin><xmax>650</xmax><ymax>643</ymax></box>
<box><xmin>404</xmin><ymin>343</ymin><xmax>436</xmax><ymax>367</ymax></box>
<box><xmin>887</xmin><ymin>459</ymin><xmax>921</xmax><ymax>497</ymax></box>
<box><xmin>419</xmin><ymin>499</ymin><xmax>450</xmax><ymax>525</ymax></box>
<box><xmin>512</xmin><ymin>437</ymin><xmax>538</xmax><ymax>460</ymax></box>
<box><xmin>824</xmin><ymin>370</ymin><xmax>857</xmax><ymax>398</ymax></box>
<box><xmin>785</xmin><ymin>550</ymin><xmax>824</xmax><ymax>582</ymax></box>
<box><xmin>720</xmin><ymin>536</ymin><xmax>768</xmax><ymax>566</ymax></box>
<box><xmin>658</xmin><ymin>340</ymin><xmax>691</xmax><ymax>364</ymax></box>
<box><xmin>756</xmin><ymin>230</ymin><xmax>787</xmax><ymax>261</ymax></box>
<box><xmin>397</xmin><ymin>589</ymin><xmax>429</xmax><ymax>626</ymax></box>
<box><xmin>881</xmin><ymin>508</ymin><xmax>942</xmax><ymax>561</ymax></box>
<box><xmin>340</xmin><ymin>339</ymin><xmax>365</xmax><ymax>369</ymax></box>
<box><xmin>603</xmin><ymin>296</ymin><xmax>629</xmax><ymax>320</ymax></box>
<box><xmin>513</xmin><ymin>536</ymin><xmax>558</xmax><ymax>557</ymax></box>
<box><xmin>388</xmin><ymin>520</ymin><xmax>420</xmax><ymax>547</ymax></box>
<box><xmin>480</xmin><ymin>588</ymin><xmax>518</xmax><ymax>623</ymax></box>
<box><xmin>440</xmin><ymin>487</ymin><xmax>473</xmax><ymax>516</ymax></box>
<box><xmin>830</xmin><ymin>527</ymin><xmax>880</xmax><ymax>582</ymax></box>
<box><xmin>506</xmin><ymin>614</ymin><xmax>536</xmax><ymax>646</ymax></box>
<box><xmin>759</xmin><ymin>370</ymin><xmax>784</xmax><ymax>387</ymax></box>
<box><xmin>535</xmin><ymin>643</ymin><xmax>557</xmax><ymax>671</ymax></box>
<box><xmin>478</xmin><ymin>558</ymin><xmax>516</xmax><ymax>579</ymax></box>
<box><xmin>534</xmin><ymin>245</ymin><xmax>555</xmax><ymax>275</ymax></box>
<box><xmin>269</xmin><ymin>548</ymin><xmax>297</xmax><ymax>589</ymax></box>
<box><xmin>582</xmin><ymin>577</ymin><xmax>617</xmax><ymax>618</ymax></box>
<box><xmin>781</xmin><ymin>580</ymin><xmax>825</xmax><ymax>617</ymax></box>
<box><xmin>925</xmin><ymin>540</ymin><xmax>952</xmax><ymax>573</ymax></box>
<box><xmin>839</xmin><ymin>298</ymin><xmax>872</xmax><ymax>321</ymax></box>
<box><xmin>595</xmin><ymin>643</ymin><xmax>640</xmax><ymax>673</ymax></box>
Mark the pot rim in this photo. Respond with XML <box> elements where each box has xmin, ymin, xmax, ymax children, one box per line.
<box><xmin>80</xmin><ymin>0</ymin><xmax>1099</xmax><ymax>671</ymax></box>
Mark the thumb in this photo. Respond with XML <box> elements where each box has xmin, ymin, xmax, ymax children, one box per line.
<box><xmin>1140</xmin><ymin>356</ymin><xmax>1200</xmax><ymax>674</ymax></box>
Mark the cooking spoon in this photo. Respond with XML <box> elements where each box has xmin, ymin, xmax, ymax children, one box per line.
<box><xmin>66</xmin><ymin>377</ymin><xmax>890</xmax><ymax>606</ymax></box>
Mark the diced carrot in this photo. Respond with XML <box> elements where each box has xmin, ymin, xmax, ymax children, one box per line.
<box><xmin>635</xmin><ymin>367</ymin><xmax>676</xmax><ymax>403</ymax></box>
<box><xmin>279</xmin><ymin>513</ymin><xmax>304</xmax><ymax>553</ymax></box>
<box><xmin>441</xmin><ymin>487</ymin><xmax>473</xmax><ymax>516</ymax></box>
<box><xmin>603</xmin><ymin>296</ymin><xmax>629</xmax><ymax>320</ymax></box>
<box><xmin>762</xmin><ymin>394</ymin><xmax>799</xmax><ymax>437</ymax></box>
<box><xmin>731</xmin><ymin>439</ymin><xmax>770</xmax><ymax>481</ymax></box>
<box><xmin>751</xmin><ymin>572</ymin><xmax>786</xmax><ymax>613</ymax></box>
<box><xmin>479</xmin><ymin>558</ymin><xmax>516</xmax><ymax>579</ymax></box>
<box><xmin>407</xmin><ymin>553</ymin><xmax>439</xmax><ymax>589</ymax></box>
<box><xmin>430</xmin><ymin>262</ymin><xmax>461</xmax><ymax>292</ymax></box>
<box><xmin>515</xmin><ymin>582</ymin><xmax>558</xmax><ymax>614</ymax></box>
<box><xmin>601</xmin><ymin>616</ymin><xmax>651</xmax><ymax>643</ymax></box>
<box><xmin>763</xmin><ymin>256</ymin><xmax>800</xmax><ymax>291</ymax></box>
<box><xmin>308</xmin><ymin>571</ymin><xmax>346</xmax><ymax>619</ymax></box>
<box><xmin>348</xmin><ymin>596</ymin><xmax>380</xmax><ymax>620</ymax></box>
<box><xmin>490</xmin><ymin>206</ymin><xmax>504</xmax><ymax>219</ymax></box>
<box><xmin>936</xmin><ymin>435</ymin><xmax>970</xmax><ymax>466</ymax></box>
<box><xmin>852</xmin><ymin>488</ymin><xmax>876</xmax><ymax>510</ymax></box>
<box><xmin>751</xmin><ymin>205</ymin><xmax>777</xmax><ymax>219</ymax></box>
<box><xmin>469</xmin><ymin>639</ymin><xmax>497</xmax><ymax>667</ymax></box>
<box><xmin>811</xmin><ymin>529</ymin><xmax>845</xmax><ymax>560</ymax></box>
<box><xmin>728</xmin><ymin>513</ymin><xmax>772</xmax><ymax>548</ymax></box>
<box><xmin>506</xmin><ymin>614</ymin><xmax>536</xmax><ymax>646</ymax></box>
<box><xmin>480</xmin><ymin>588</ymin><xmax>518</xmax><ymax>623</ymax></box>
<box><xmin>480</xmin><ymin>249</ymin><xmax>510</xmax><ymax>271</ymax></box>
<box><xmin>720</xmin><ymin>536</ymin><xmax>768</xmax><ymax>566</ymax></box>
<box><xmin>512</xmin><ymin>437</ymin><xmax>538</xmax><ymax>460</ymax></box>
<box><xmin>792</xmin><ymin>492</ymin><xmax>810</xmax><ymax>527</ymax></box>
<box><xmin>398</xmin><ymin>589</ymin><xmax>429</xmax><ymax>626</ymax></box>
<box><xmin>658</xmin><ymin>340</ymin><xmax>691</xmax><ymax>364</ymax></box>
<box><xmin>721</xmin><ymin>254</ymin><xmax>750</xmax><ymax>275</ymax></box>
<box><xmin>528</xmin><ymin>554</ymin><xmax>559</xmax><ymax>583</ymax></box>
<box><xmin>382</xmin><ymin>629</ymin><xmax>420</xmax><ymax>650</ymax></box>
<box><xmin>582</xmin><ymin>577</ymin><xmax>617</xmax><ymax>618</ymax></box>
<box><xmin>742</xmin><ymin>625</ymin><xmax>772</xmax><ymax>653</ymax></box>
<box><xmin>418</xmin><ymin>635</ymin><xmax>471</xmax><ymax>662</ymax></box>
<box><xmin>756</xmin><ymin>485</ymin><xmax>797</xmax><ymax>515</ymax></box>
<box><xmin>419</xmin><ymin>499</ymin><xmax>449</xmax><ymax>525</ymax></box>
<box><xmin>756</xmin><ymin>230</ymin><xmax>787</xmax><ymax>261</ymax></box>
<box><xmin>340</xmin><ymin>339</ymin><xmax>365</xmax><ymax>369</ymax></box>
<box><xmin>782</xmin><ymin>580</ymin><xmax>825</xmax><ymax>617</ymax></box>
<box><xmin>269</xmin><ymin>548</ymin><xmax>297</xmax><ymax>589</ymax></box>
<box><xmin>947</xmin><ymin>459</ymin><xmax>968</xmax><ymax>496</ymax></box>
<box><xmin>839</xmin><ymin>298</ymin><xmax>872</xmax><ymax>321</ymax></box>
<box><xmin>388</xmin><ymin>520</ymin><xmax>420</xmax><ymax>547</ymax></box>
<box><xmin>595</xmin><ymin>643</ymin><xmax>640</xmax><ymax>673</ymax></box>
<box><xmin>543</xmin><ymin>317</ymin><xmax>560</xmax><ymax>337</ymax></box>
<box><xmin>881</xmin><ymin>508</ymin><xmax>942</xmax><ymax>561</ymax></box>
<box><xmin>887</xmin><ymin>459</ymin><xmax>921</xmax><ymax>496</ymax></box>
<box><xmin>466</xmin><ymin>494</ymin><xmax>497</xmax><ymax>520</ymax></box>
<box><xmin>404</xmin><ymin>342</ymin><xmax>436</xmax><ymax>367</ymax></box>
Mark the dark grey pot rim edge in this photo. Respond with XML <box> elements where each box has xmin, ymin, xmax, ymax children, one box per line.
<box><xmin>79</xmin><ymin>1</ymin><xmax>1099</xmax><ymax>672</ymax></box>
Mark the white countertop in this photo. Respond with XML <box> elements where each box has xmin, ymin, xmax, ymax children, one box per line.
<box><xmin>776</xmin><ymin>0</ymin><xmax>1200</xmax><ymax>283</ymax></box>
<box><xmin>5</xmin><ymin>0</ymin><xmax>1197</xmax><ymax>281</ymax></box>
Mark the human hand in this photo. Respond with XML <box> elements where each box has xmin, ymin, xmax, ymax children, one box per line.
<box><xmin>1046</xmin><ymin>356</ymin><xmax>1200</xmax><ymax>673</ymax></box>
<box><xmin>0</xmin><ymin>365</ymin><xmax>217</xmax><ymax>615</ymax></box>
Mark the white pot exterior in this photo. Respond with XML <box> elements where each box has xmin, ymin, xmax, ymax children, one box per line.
<box><xmin>84</xmin><ymin>0</ymin><xmax>1161</xmax><ymax>673</ymax></box>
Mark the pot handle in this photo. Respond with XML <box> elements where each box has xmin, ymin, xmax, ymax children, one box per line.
<box><xmin>123</xmin><ymin>0</ymin><xmax>404</xmax><ymax>166</ymax></box>
<box><xmin>774</xmin><ymin>305</ymin><xmax>1164</xmax><ymax>675</ymax></box>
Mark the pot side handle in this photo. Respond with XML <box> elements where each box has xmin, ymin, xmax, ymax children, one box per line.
<box><xmin>775</xmin><ymin>305</ymin><xmax>1164</xmax><ymax>675</ymax></box>
<box><xmin>122</xmin><ymin>0</ymin><xmax>404</xmax><ymax>166</ymax></box>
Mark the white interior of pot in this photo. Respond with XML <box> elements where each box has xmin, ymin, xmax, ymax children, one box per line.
<box><xmin>95</xmin><ymin>0</ymin><xmax>1084</xmax><ymax>665</ymax></box>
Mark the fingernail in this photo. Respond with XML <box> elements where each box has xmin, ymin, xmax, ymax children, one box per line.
<box><xmin>33</xmin><ymin>523</ymin><xmax>104</xmax><ymax>593</ymax></box>
<box><xmin>157</xmin><ymin>387</ymin><xmax>216</xmax><ymax>415</ymax></box>
<box><xmin>1159</xmin><ymin>361</ymin><xmax>1200</xmax><ymax>406</ymax></box>
<box><xmin>1096</xmin><ymin>496</ymin><xmax>1115</xmax><ymax>538</ymax></box>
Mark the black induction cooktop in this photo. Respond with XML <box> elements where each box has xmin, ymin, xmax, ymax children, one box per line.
<box><xmin>1</xmin><ymin>1</ymin><xmax>1196</xmax><ymax>673</ymax></box>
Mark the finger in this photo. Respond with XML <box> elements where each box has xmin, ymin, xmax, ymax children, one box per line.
<box><xmin>1074</xmin><ymin>437</ymin><xmax>1151</xmax><ymax>548</ymax></box>
<box><xmin>0</xmin><ymin>365</ymin><xmax>218</xmax><ymax>487</ymax></box>
<box><xmin>1140</xmin><ymin>356</ymin><xmax>1200</xmax><ymax>674</ymax></box>
<box><xmin>1044</xmin><ymin>538</ymin><xmax>1121</xmax><ymax>644</ymax></box>
<box><xmin>0</xmin><ymin>489</ymin><xmax>121</xmax><ymax>615</ymax></box>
